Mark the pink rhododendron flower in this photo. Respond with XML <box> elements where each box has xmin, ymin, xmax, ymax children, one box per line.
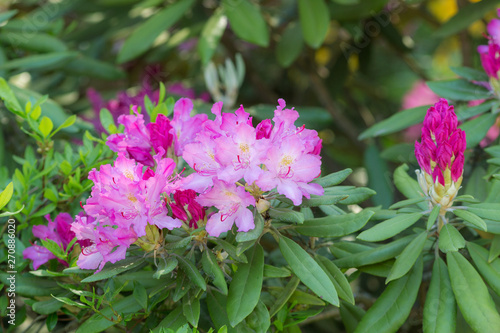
<box><xmin>171</xmin><ymin>98</ymin><xmax>208</xmax><ymax>155</ymax></box>
<box><xmin>415</xmin><ymin>99</ymin><xmax>466</xmax><ymax>214</ymax></box>
<box><xmin>197</xmin><ymin>180</ymin><xmax>256</xmax><ymax>237</ymax></box>
<box><xmin>478</xmin><ymin>9</ymin><xmax>500</xmax><ymax>80</ymax></box>
<box><xmin>147</xmin><ymin>114</ymin><xmax>174</xmax><ymax>155</ymax></box>
<box><xmin>170</xmin><ymin>189</ymin><xmax>206</xmax><ymax>228</ymax></box>
<box><xmin>23</xmin><ymin>213</ymin><xmax>81</xmax><ymax>270</ymax></box>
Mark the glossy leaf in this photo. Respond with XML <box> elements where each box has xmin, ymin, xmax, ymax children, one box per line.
<box><xmin>295</xmin><ymin>210</ymin><xmax>374</xmax><ymax>238</ymax></box>
<box><xmin>427</xmin><ymin>79</ymin><xmax>491</xmax><ymax>101</ymax></box>
<box><xmin>176</xmin><ymin>255</ymin><xmax>207</xmax><ymax>291</ymax></box>
<box><xmin>118</xmin><ymin>0</ymin><xmax>195</xmax><ymax>63</ymax></box>
<box><xmin>268</xmin><ymin>208</ymin><xmax>305</xmax><ymax>224</ymax></box>
<box><xmin>269</xmin><ymin>276</ymin><xmax>300</xmax><ymax>317</ymax></box>
<box><xmin>0</xmin><ymin>182</ymin><xmax>13</xmax><ymax>211</ymax></box>
<box><xmin>298</xmin><ymin>0</ymin><xmax>330</xmax><ymax>48</ymax></box>
<box><xmin>466</xmin><ymin>203</ymin><xmax>500</xmax><ymax>222</ymax></box>
<box><xmin>386</xmin><ymin>231</ymin><xmax>427</xmax><ymax>283</ymax></box>
<box><xmin>312</xmin><ymin>168</ymin><xmax>352</xmax><ymax>187</ymax></box>
<box><xmin>223</xmin><ymin>0</ymin><xmax>269</xmax><ymax>47</ymax></box>
<box><xmin>467</xmin><ymin>242</ymin><xmax>500</xmax><ymax>297</ymax></box>
<box><xmin>183</xmin><ymin>292</ymin><xmax>200</xmax><ymax>328</ymax></box>
<box><xmin>324</xmin><ymin>186</ymin><xmax>376</xmax><ymax>205</ymax></box>
<box><xmin>453</xmin><ymin>209</ymin><xmax>487</xmax><ymax>231</ymax></box>
<box><xmin>227</xmin><ymin>244</ymin><xmax>264</xmax><ymax>327</ymax></box>
<box><xmin>439</xmin><ymin>224</ymin><xmax>466</xmax><ymax>253</ymax></box>
<box><xmin>422</xmin><ymin>257</ymin><xmax>456</xmax><ymax>333</ymax></box>
<box><xmin>276</xmin><ymin>23</ymin><xmax>304</xmax><ymax>67</ymax></box>
<box><xmin>202</xmin><ymin>249</ymin><xmax>228</xmax><ymax>295</ymax></box>
<box><xmin>447</xmin><ymin>251</ymin><xmax>500</xmax><ymax>332</ymax></box>
<box><xmin>489</xmin><ymin>235</ymin><xmax>500</xmax><ymax>263</ymax></box>
<box><xmin>236</xmin><ymin>212</ymin><xmax>265</xmax><ymax>241</ymax></box>
<box><xmin>81</xmin><ymin>257</ymin><xmax>143</xmax><ymax>283</ymax></box>
<box><xmin>357</xmin><ymin>212</ymin><xmax>423</xmax><ymax>242</ymax></box>
<box><xmin>354</xmin><ymin>257</ymin><xmax>422</xmax><ymax>333</ymax></box>
<box><xmin>450</xmin><ymin>66</ymin><xmax>489</xmax><ymax>82</ymax></box>
<box><xmin>315</xmin><ymin>255</ymin><xmax>355</xmax><ymax>304</ymax></box>
<box><xmin>279</xmin><ymin>236</ymin><xmax>339</xmax><ymax>306</ymax></box>
<box><xmin>0</xmin><ymin>52</ymin><xmax>77</xmax><ymax>71</ymax></box>
<box><xmin>427</xmin><ymin>205</ymin><xmax>440</xmax><ymax>231</ymax></box>
<box><xmin>39</xmin><ymin>116</ymin><xmax>53</xmax><ymax>138</ymax></box>
<box><xmin>460</xmin><ymin>113</ymin><xmax>498</xmax><ymax>149</ymax></box>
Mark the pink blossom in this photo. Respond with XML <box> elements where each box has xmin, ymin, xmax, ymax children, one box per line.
<box><xmin>147</xmin><ymin>114</ymin><xmax>174</xmax><ymax>154</ymax></box>
<box><xmin>171</xmin><ymin>98</ymin><xmax>208</xmax><ymax>155</ymax></box>
<box><xmin>401</xmin><ymin>81</ymin><xmax>439</xmax><ymax>141</ymax></box>
<box><xmin>196</xmin><ymin>180</ymin><xmax>256</xmax><ymax>237</ymax></box>
<box><xmin>478</xmin><ymin>10</ymin><xmax>500</xmax><ymax>79</ymax></box>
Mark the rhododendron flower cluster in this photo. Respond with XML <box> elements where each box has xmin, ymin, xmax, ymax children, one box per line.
<box><xmin>23</xmin><ymin>213</ymin><xmax>86</xmax><ymax>270</ymax></box>
<box><xmin>415</xmin><ymin>99</ymin><xmax>466</xmax><ymax>216</ymax></box>
<box><xmin>478</xmin><ymin>9</ymin><xmax>500</xmax><ymax>81</ymax></box>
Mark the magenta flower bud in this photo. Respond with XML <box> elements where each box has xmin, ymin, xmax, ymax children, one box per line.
<box><xmin>170</xmin><ymin>189</ymin><xmax>206</xmax><ymax>228</ymax></box>
<box><xmin>415</xmin><ymin>99</ymin><xmax>466</xmax><ymax>215</ymax></box>
<box><xmin>256</xmin><ymin>119</ymin><xmax>272</xmax><ymax>139</ymax></box>
<box><xmin>147</xmin><ymin>114</ymin><xmax>174</xmax><ymax>155</ymax></box>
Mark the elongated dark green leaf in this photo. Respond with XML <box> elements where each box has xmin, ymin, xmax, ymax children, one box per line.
<box><xmin>365</xmin><ymin>144</ymin><xmax>393</xmax><ymax>208</ymax></box>
<box><xmin>427</xmin><ymin>79</ymin><xmax>491</xmax><ymax>101</ymax></box>
<box><xmin>354</xmin><ymin>257</ymin><xmax>423</xmax><ymax>333</ymax></box>
<box><xmin>333</xmin><ymin>235</ymin><xmax>414</xmax><ymax>268</ymax></box>
<box><xmin>489</xmin><ymin>235</ymin><xmax>500</xmax><ymax>263</ymax></box>
<box><xmin>298</xmin><ymin>0</ymin><xmax>329</xmax><ymax>48</ymax></box>
<box><xmin>450</xmin><ymin>66</ymin><xmax>489</xmax><ymax>82</ymax></box>
<box><xmin>0</xmin><ymin>51</ymin><xmax>77</xmax><ymax>71</ymax></box>
<box><xmin>81</xmin><ymin>257</ymin><xmax>143</xmax><ymax>283</ymax></box>
<box><xmin>264</xmin><ymin>264</ymin><xmax>291</xmax><ymax>278</ymax></box>
<box><xmin>435</xmin><ymin>0</ymin><xmax>500</xmax><ymax>37</ymax></box>
<box><xmin>183</xmin><ymin>292</ymin><xmax>200</xmax><ymax>328</ymax></box>
<box><xmin>207</xmin><ymin>290</ymin><xmax>233</xmax><ymax>331</ymax></box>
<box><xmin>359</xmin><ymin>106</ymin><xmax>428</xmax><ymax>140</ymax></box>
<box><xmin>198</xmin><ymin>9</ymin><xmax>227</xmax><ymax>66</ymax></box>
<box><xmin>340</xmin><ymin>301</ymin><xmax>366</xmax><ymax>333</ymax></box>
<box><xmin>439</xmin><ymin>224</ymin><xmax>465</xmax><ymax>253</ymax></box>
<box><xmin>32</xmin><ymin>294</ymin><xmax>67</xmax><ymax>314</ymax></box>
<box><xmin>133</xmin><ymin>282</ymin><xmax>147</xmax><ymax>310</ymax></box>
<box><xmin>202</xmin><ymin>249</ymin><xmax>228</xmax><ymax>295</ymax></box>
<box><xmin>357</xmin><ymin>212</ymin><xmax>423</xmax><ymax>242</ymax></box>
<box><xmin>268</xmin><ymin>208</ymin><xmax>305</xmax><ymax>224</ymax></box>
<box><xmin>176</xmin><ymin>255</ymin><xmax>206</xmax><ymax>291</ymax></box>
<box><xmin>467</xmin><ymin>203</ymin><xmax>500</xmax><ymax>222</ymax></box>
<box><xmin>227</xmin><ymin>244</ymin><xmax>264</xmax><ymax>327</ymax></box>
<box><xmin>269</xmin><ymin>276</ymin><xmax>300</xmax><ymax>317</ymax></box>
<box><xmin>423</xmin><ymin>257</ymin><xmax>456</xmax><ymax>333</ymax></box>
<box><xmin>295</xmin><ymin>210</ymin><xmax>374</xmax><ymax>237</ymax></box>
<box><xmin>315</xmin><ymin>255</ymin><xmax>354</xmax><ymax>304</ymax></box>
<box><xmin>427</xmin><ymin>205</ymin><xmax>441</xmax><ymax>230</ymax></box>
<box><xmin>277</xmin><ymin>194</ymin><xmax>348</xmax><ymax>207</ymax></box>
<box><xmin>447</xmin><ymin>251</ymin><xmax>500</xmax><ymax>332</ymax></box>
<box><xmin>456</xmin><ymin>100</ymin><xmax>497</xmax><ymax>121</ymax></box>
<box><xmin>0</xmin><ymin>10</ymin><xmax>17</xmax><ymax>25</ymax></box>
<box><xmin>279</xmin><ymin>236</ymin><xmax>338</xmax><ymax>306</ymax></box>
<box><xmin>324</xmin><ymin>186</ymin><xmax>376</xmax><ymax>205</ymax></box>
<box><xmin>393</xmin><ymin>164</ymin><xmax>426</xmax><ymax>205</ymax></box>
<box><xmin>209</xmin><ymin>238</ymin><xmax>247</xmax><ymax>263</ymax></box>
<box><xmin>386</xmin><ymin>231</ymin><xmax>427</xmax><ymax>283</ymax></box>
<box><xmin>312</xmin><ymin>168</ymin><xmax>352</xmax><ymax>187</ymax></box>
<box><xmin>453</xmin><ymin>209</ymin><xmax>487</xmax><ymax>231</ymax></box>
<box><xmin>152</xmin><ymin>307</ymin><xmax>187</xmax><ymax>333</ymax></box>
<box><xmin>389</xmin><ymin>197</ymin><xmax>426</xmax><ymax>210</ymax></box>
<box><xmin>276</xmin><ymin>23</ymin><xmax>304</xmax><ymax>67</ymax></box>
<box><xmin>223</xmin><ymin>0</ymin><xmax>269</xmax><ymax>47</ymax></box>
<box><xmin>0</xmin><ymin>273</ymin><xmax>61</xmax><ymax>297</ymax></box>
<box><xmin>64</xmin><ymin>56</ymin><xmax>125</xmax><ymax>80</ymax></box>
<box><xmin>117</xmin><ymin>0</ymin><xmax>195</xmax><ymax>63</ymax></box>
<box><xmin>247</xmin><ymin>300</ymin><xmax>270</xmax><ymax>333</ymax></box>
<box><xmin>0</xmin><ymin>32</ymin><xmax>67</xmax><ymax>52</ymax></box>
<box><xmin>460</xmin><ymin>113</ymin><xmax>498</xmax><ymax>149</ymax></box>
<box><xmin>467</xmin><ymin>242</ymin><xmax>500</xmax><ymax>297</ymax></box>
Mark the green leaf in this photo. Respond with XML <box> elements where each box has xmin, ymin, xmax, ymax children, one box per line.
<box><xmin>447</xmin><ymin>251</ymin><xmax>500</xmax><ymax>332</ymax></box>
<box><xmin>333</xmin><ymin>235</ymin><xmax>414</xmax><ymax>268</ymax></box>
<box><xmin>183</xmin><ymin>293</ymin><xmax>200</xmax><ymax>328</ymax></box>
<box><xmin>51</xmin><ymin>115</ymin><xmax>76</xmax><ymax>137</ymax></box>
<box><xmin>223</xmin><ymin>0</ymin><xmax>269</xmax><ymax>47</ymax></box>
<box><xmin>467</xmin><ymin>203</ymin><xmax>500</xmax><ymax>222</ymax></box>
<box><xmin>39</xmin><ymin>116</ymin><xmax>53</xmax><ymax>138</ymax></box>
<box><xmin>439</xmin><ymin>224</ymin><xmax>466</xmax><ymax>253</ymax></box>
<box><xmin>386</xmin><ymin>231</ymin><xmax>427</xmax><ymax>283</ymax></box>
<box><xmin>0</xmin><ymin>10</ymin><xmax>17</xmax><ymax>25</ymax></box>
<box><xmin>467</xmin><ymin>242</ymin><xmax>500</xmax><ymax>297</ymax></box>
<box><xmin>0</xmin><ymin>182</ymin><xmax>13</xmax><ymax>210</ymax></box>
<box><xmin>207</xmin><ymin>291</ymin><xmax>233</xmax><ymax>331</ymax></box>
<box><xmin>279</xmin><ymin>236</ymin><xmax>339</xmax><ymax>306</ymax></box>
<box><xmin>340</xmin><ymin>301</ymin><xmax>365</xmax><ymax>333</ymax></box>
<box><xmin>357</xmin><ymin>212</ymin><xmax>423</xmax><ymax>242</ymax></box>
<box><xmin>422</xmin><ymin>257</ymin><xmax>456</xmax><ymax>333</ymax></box>
<box><xmin>489</xmin><ymin>235</ymin><xmax>500</xmax><ymax>263</ymax></box>
<box><xmin>269</xmin><ymin>276</ymin><xmax>300</xmax><ymax>317</ymax></box>
<box><xmin>312</xmin><ymin>168</ymin><xmax>352</xmax><ymax>187</ymax></box>
<box><xmin>427</xmin><ymin>79</ymin><xmax>492</xmax><ymax>101</ymax></box>
<box><xmin>99</xmin><ymin>109</ymin><xmax>116</xmax><ymax>134</ymax></box>
<box><xmin>133</xmin><ymin>282</ymin><xmax>148</xmax><ymax>310</ymax></box>
<box><xmin>152</xmin><ymin>307</ymin><xmax>187</xmax><ymax>333</ymax></box>
<box><xmin>0</xmin><ymin>77</ymin><xmax>23</xmax><ymax>115</ymax></box>
<box><xmin>315</xmin><ymin>255</ymin><xmax>355</xmax><ymax>304</ymax></box>
<box><xmin>276</xmin><ymin>194</ymin><xmax>348</xmax><ymax>207</ymax></box>
<box><xmin>81</xmin><ymin>256</ymin><xmax>143</xmax><ymax>282</ymax></box>
<box><xmin>453</xmin><ymin>209</ymin><xmax>487</xmax><ymax>231</ymax></box>
<box><xmin>202</xmin><ymin>249</ymin><xmax>228</xmax><ymax>295</ymax></box>
<box><xmin>460</xmin><ymin>113</ymin><xmax>498</xmax><ymax>149</ymax></box>
<box><xmin>32</xmin><ymin>295</ymin><xmax>65</xmax><ymax>315</ymax></box>
<box><xmin>236</xmin><ymin>213</ymin><xmax>264</xmax><ymax>242</ymax></box>
<box><xmin>0</xmin><ymin>273</ymin><xmax>61</xmax><ymax>297</ymax></box>
<box><xmin>176</xmin><ymin>255</ymin><xmax>207</xmax><ymax>291</ymax></box>
<box><xmin>365</xmin><ymin>144</ymin><xmax>393</xmax><ymax>208</ymax></box>
<box><xmin>268</xmin><ymin>208</ymin><xmax>305</xmax><ymax>224</ymax></box>
<box><xmin>427</xmin><ymin>205</ymin><xmax>441</xmax><ymax>231</ymax></box>
<box><xmin>434</xmin><ymin>0</ymin><xmax>500</xmax><ymax>37</ymax></box>
<box><xmin>0</xmin><ymin>51</ymin><xmax>77</xmax><ymax>71</ymax></box>
<box><xmin>393</xmin><ymin>164</ymin><xmax>428</xmax><ymax>211</ymax></box>
<box><xmin>46</xmin><ymin>312</ymin><xmax>58</xmax><ymax>331</ymax></box>
<box><xmin>117</xmin><ymin>0</ymin><xmax>195</xmax><ymax>63</ymax></box>
<box><xmin>153</xmin><ymin>257</ymin><xmax>178</xmax><ymax>279</ymax></box>
<box><xmin>324</xmin><ymin>186</ymin><xmax>376</xmax><ymax>205</ymax></box>
<box><xmin>264</xmin><ymin>265</ymin><xmax>291</xmax><ymax>278</ymax></box>
<box><xmin>51</xmin><ymin>296</ymin><xmax>88</xmax><ymax>309</ymax></box>
<box><xmin>63</xmin><ymin>56</ymin><xmax>125</xmax><ymax>80</ymax></box>
<box><xmin>354</xmin><ymin>257</ymin><xmax>423</xmax><ymax>333</ymax></box>
<box><xmin>295</xmin><ymin>210</ymin><xmax>374</xmax><ymax>237</ymax></box>
<box><xmin>198</xmin><ymin>9</ymin><xmax>227</xmax><ymax>66</ymax></box>
<box><xmin>359</xmin><ymin>105</ymin><xmax>428</xmax><ymax>140</ymax></box>
<box><xmin>209</xmin><ymin>238</ymin><xmax>247</xmax><ymax>263</ymax></box>
<box><xmin>456</xmin><ymin>100</ymin><xmax>497</xmax><ymax>122</ymax></box>
<box><xmin>450</xmin><ymin>66</ymin><xmax>489</xmax><ymax>82</ymax></box>
<box><xmin>227</xmin><ymin>244</ymin><xmax>264</xmax><ymax>327</ymax></box>
<box><xmin>246</xmin><ymin>300</ymin><xmax>270</xmax><ymax>333</ymax></box>
<box><xmin>298</xmin><ymin>0</ymin><xmax>329</xmax><ymax>48</ymax></box>
<box><xmin>276</xmin><ymin>23</ymin><xmax>304</xmax><ymax>67</ymax></box>
<box><xmin>389</xmin><ymin>197</ymin><xmax>426</xmax><ymax>210</ymax></box>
